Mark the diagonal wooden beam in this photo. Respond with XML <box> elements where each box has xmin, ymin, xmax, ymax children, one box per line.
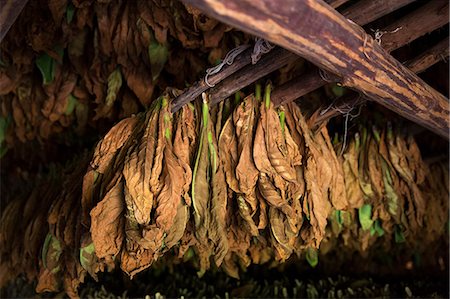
<box><xmin>312</xmin><ymin>36</ymin><xmax>450</xmax><ymax>129</ymax></box>
<box><xmin>182</xmin><ymin>0</ymin><xmax>449</xmax><ymax>138</ymax></box>
<box><xmin>0</xmin><ymin>0</ymin><xmax>29</xmax><ymax>43</ymax></box>
<box><xmin>272</xmin><ymin>0</ymin><xmax>448</xmax><ymax>106</ymax></box>
<box><xmin>342</xmin><ymin>0</ymin><xmax>416</xmax><ymax>25</ymax></box>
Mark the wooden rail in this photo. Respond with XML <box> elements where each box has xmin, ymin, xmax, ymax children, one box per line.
<box><xmin>182</xmin><ymin>0</ymin><xmax>449</xmax><ymax>138</ymax></box>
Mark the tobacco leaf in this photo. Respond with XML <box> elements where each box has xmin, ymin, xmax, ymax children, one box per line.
<box><xmin>209</xmin><ymin>158</ymin><xmax>229</xmax><ymax>266</ymax></box>
<box><xmin>155</xmin><ymin>144</ymin><xmax>185</xmax><ymax>237</ymax></box>
<box><xmin>234</xmin><ymin>95</ymin><xmax>259</xmax><ymax>206</ymax></box>
<box><xmin>173</xmin><ymin>104</ymin><xmax>196</xmax><ymax>206</ymax></box>
<box><xmin>36</xmin><ymin>234</ymin><xmax>62</xmax><ymax>293</ymax></box>
<box><xmin>163</xmin><ymin>201</ymin><xmax>189</xmax><ymax>249</ymax></box>
<box><xmin>122</xmin><ymin>103</ymin><xmax>160</xmax><ymax>225</ymax></box>
<box><xmin>262</xmin><ymin>101</ymin><xmax>296</xmax><ymax>182</ymax></box>
<box><xmin>90</xmin><ymin>178</ymin><xmax>125</xmax><ymax>262</ymax></box>
<box><xmin>342</xmin><ymin>135</ymin><xmax>364</xmax><ymax>209</ymax></box>
<box><xmin>387</xmin><ymin>129</ymin><xmax>426</xmax><ymax>227</ymax></box>
<box><xmin>269</xmin><ymin>207</ymin><xmax>294</xmax><ymax>261</ymax></box>
<box><xmin>91</xmin><ymin>115</ymin><xmax>141</xmax><ymax>174</ymax></box>
<box><xmin>218</xmin><ymin>116</ymin><xmax>239</xmax><ymax>192</ymax></box>
<box><xmin>122</xmin><ymin>64</ymin><xmax>154</xmax><ymax>107</ymax></box>
<box><xmin>319</xmin><ymin>126</ymin><xmax>348</xmax><ymax>210</ymax></box>
<box><xmin>192</xmin><ymin>99</ymin><xmax>213</xmax><ymax>274</ymax></box>
<box><xmin>358</xmin><ymin>127</ymin><xmax>376</xmax><ymax>201</ymax></box>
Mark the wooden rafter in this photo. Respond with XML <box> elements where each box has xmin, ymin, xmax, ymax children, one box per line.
<box><xmin>182</xmin><ymin>0</ymin><xmax>449</xmax><ymax>138</ymax></box>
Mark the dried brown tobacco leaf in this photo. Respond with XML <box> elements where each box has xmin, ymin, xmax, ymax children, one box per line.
<box><xmin>155</xmin><ymin>141</ymin><xmax>185</xmax><ymax>236</ymax></box>
<box><xmin>90</xmin><ymin>179</ymin><xmax>125</xmax><ymax>262</ymax></box>
<box><xmin>36</xmin><ymin>234</ymin><xmax>63</xmax><ymax>293</ymax></box>
<box><xmin>256</xmin><ymin>189</ymin><xmax>268</xmax><ymax>230</ymax></box>
<box><xmin>192</xmin><ymin>98</ymin><xmax>214</xmax><ymax>274</ymax></box>
<box><xmin>91</xmin><ymin>115</ymin><xmax>141</xmax><ymax>174</ymax></box>
<box><xmin>120</xmin><ymin>240</ymin><xmax>155</xmax><ymax>279</ymax></box>
<box><xmin>48</xmin><ymin>0</ymin><xmax>68</xmax><ymax>25</ymax></box>
<box><xmin>342</xmin><ymin>135</ymin><xmax>364</xmax><ymax>209</ymax></box>
<box><xmin>122</xmin><ymin>103</ymin><xmax>159</xmax><ymax>226</ymax></box>
<box><xmin>358</xmin><ymin>128</ymin><xmax>376</xmax><ymax>201</ymax></box>
<box><xmin>263</xmin><ymin>101</ymin><xmax>296</xmax><ymax>182</ymax></box>
<box><xmin>291</xmin><ymin>104</ymin><xmax>332</xmax><ymax>246</ymax></box>
<box><xmin>319</xmin><ymin>127</ymin><xmax>348</xmax><ymax>211</ymax></box>
<box><xmin>193</xmin><ymin>97</ymin><xmax>229</xmax><ymax>272</ymax></box>
<box><xmin>218</xmin><ymin>115</ymin><xmax>239</xmax><ymax>192</ymax></box>
<box><xmin>422</xmin><ymin>160</ymin><xmax>449</xmax><ymax>242</ymax></box>
<box><xmin>122</xmin><ymin>63</ymin><xmax>154</xmax><ymax>107</ymax></box>
<box><xmin>173</xmin><ymin>104</ymin><xmax>196</xmax><ymax>206</ymax></box>
<box><xmin>269</xmin><ymin>207</ymin><xmax>295</xmax><ymax>261</ymax></box>
<box><xmin>387</xmin><ymin>129</ymin><xmax>426</xmax><ymax>227</ymax></box>
<box><xmin>210</xmin><ymin>159</ymin><xmax>229</xmax><ymax>266</ymax></box>
<box><xmin>234</xmin><ymin>95</ymin><xmax>259</xmax><ymax>204</ymax></box>
<box><xmin>163</xmin><ymin>201</ymin><xmax>189</xmax><ymax>249</ymax></box>
<box><xmin>42</xmin><ymin>69</ymin><xmax>78</xmax><ymax>123</ymax></box>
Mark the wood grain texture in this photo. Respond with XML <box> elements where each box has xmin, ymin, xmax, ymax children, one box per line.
<box><xmin>380</xmin><ymin>1</ymin><xmax>448</xmax><ymax>52</ymax></box>
<box><xmin>313</xmin><ymin>42</ymin><xmax>450</xmax><ymax>129</ymax></box>
<box><xmin>182</xmin><ymin>0</ymin><xmax>449</xmax><ymax>137</ymax></box>
<box><xmin>342</xmin><ymin>0</ymin><xmax>416</xmax><ymax>26</ymax></box>
<box><xmin>0</xmin><ymin>0</ymin><xmax>29</xmax><ymax>42</ymax></box>
<box><xmin>406</xmin><ymin>37</ymin><xmax>449</xmax><ymax>74</ymax></box>
<box><xmin>272</xmin><ymin>1</ymin><xmax>449</xmax><ymax>108</ymax></box>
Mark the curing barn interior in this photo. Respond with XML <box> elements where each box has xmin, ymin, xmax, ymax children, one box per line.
<box><xmin>0</xmin><ymin>0</ymin><xmax>449</xmax><ymax>298</ymax></box>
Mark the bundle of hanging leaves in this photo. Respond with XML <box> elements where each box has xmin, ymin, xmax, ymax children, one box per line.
<box><xmin>0</xmin><ymin>0</ymin><xmax>249</xmax><ymax>153</ymax></box>
<box><xmin>1</xmin><ymin>83</ymin><xmax>447</xmax><ymax>298</ymax></box>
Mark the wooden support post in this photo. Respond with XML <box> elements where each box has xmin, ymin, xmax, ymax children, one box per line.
<box><xmin>182</xmin><ymin>0</ymin><xmax>449</xmax><ymax>137</ymax></box>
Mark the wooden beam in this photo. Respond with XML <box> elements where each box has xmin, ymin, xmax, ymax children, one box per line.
<box><xmin>172</xmin><ymin>0</ymin><xmax>417</xmax><ymax>113</ymax></box>
<box><xmin>182</xmin><ymin>0</ymin><xmax>449</xmax><ymax>137</ymax></box>
<box><xmin>171</xmin><ymin>0</ymin><xmax>348</xmax><ymax>112</ymax></box>
<box><xmin>0</xmin><ymin>0</ymin><xmax>29</xmax><ymax>42</ymax></box>
<box><xmin>342</xmin><ymin>0</ymin><xmax>416</xmax><ymax>26</ymax></box>
<box><xmin>406</xmin><ymin>37</ymin><xmax>449</xmax><ymax>74</ymax></box>
<box><xmin>380</xmin><ymin>1</ymin><xmax>449</xmax><ymax>52</ymax></box>
<box><xmin>272</xmin><ymin>1</ymin><xmax>449</xmax><ymax>106</ymax></box>
<box><xmin>313</xmin><ymin>39</ymin><xmax>450</xmax><ymax>129</ymax></box>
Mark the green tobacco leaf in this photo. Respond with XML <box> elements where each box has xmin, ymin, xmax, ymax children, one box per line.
<box><xmin>148</xmin><ymin>40</ymin><xmax>168</xmax><ymax>81</ymax></box>
<box><xmin>358</xmin><ymin>204</ymin><xmax>373</xmax><ymax>231</ymax></box>
<box><xmin>106</xmin><ymin>68</ymin><xmax>122</xmax><ymax>106</ymax></box>
<box><xmin>331</xmin><ymin>84</ymin><xmax>346</xmax><ymax>97</ymax></box>
<box><xmin>334</xmin><ymin>210</ymin><xmax>343</xmax><ymax>227</ymax></box>
<box><xmin>42</xmin><ymin>234</ymin><xmax>62</xmax><ymax>270</ymax></box>
<box><xmin>306</xmin><ymin>247</ymin><xmax>318</xmax><ymax>268</ymax></box>
<box><xmin>0</xmin><ymin>116</ymin><xmax>8</xmax><ymax>145</ymax></box>
<box><xmin>36</xmin><ymin>53</ymin><xmax>56</xmax><ymax>84</ymax></box>
<box><xmin>42</xmin><ymin>233</ymin><xmax>53</xmax><ymax>267</ymax></box>
<box><xmin>36</xmin><ymin>47</ymin><xmax>64</xmax><ymax>84</ymax></box>
<box><xmin>66</xmin><ymin>2</ymin><xmax>75</xmax><ymax>23</ymax></box>
<box><xmin>370</xmin><ymin>220</ymin><xmax>384</xmax><ymax>237</ymax></box>
<box><xmin>65</xmin><ymin>94</ymin><xmax>78</xmax><ymax>115</ymax></box>
<box><xmin>278</xmin><ymin>110</ymin><xmax>285</xmax><ymax>135</ymax></box>
<box><xmin>394</xmin><ymin>225</ymin><xmax>406</xmax><ymax>243</ymax></box>
<box><xmin>264</xmin><ymin>83</ymin><xmax>271</xmax><ymax>108</ymax></box>
<box><xmin>80</xmin><ymin>242</ymin><xmax>96</xmax><ymax>271</ymax></box>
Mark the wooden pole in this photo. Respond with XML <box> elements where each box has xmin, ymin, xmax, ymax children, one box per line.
<box><xmin>182</xmin><ymin>0</ymin><xmax>449</xmax><ymax>137</ymax></box>
<box><xmin>0</xmin><ymin>0</ymin><xmax>29</xmax><ymax>42</ymax></box>
<box><xmin>272</xmin><ymin>0</ymin><xmax>449</xmax><ymax>106</ymax></box>
<box><xmin>342</xmin><ymin>0</ymin><xmax>416</xmax><ymax>26</ymax></box>
<box><xmin>313</xmin><ymin>39</ymin><xmax>450</xmax><ymax>129</ymax></box>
